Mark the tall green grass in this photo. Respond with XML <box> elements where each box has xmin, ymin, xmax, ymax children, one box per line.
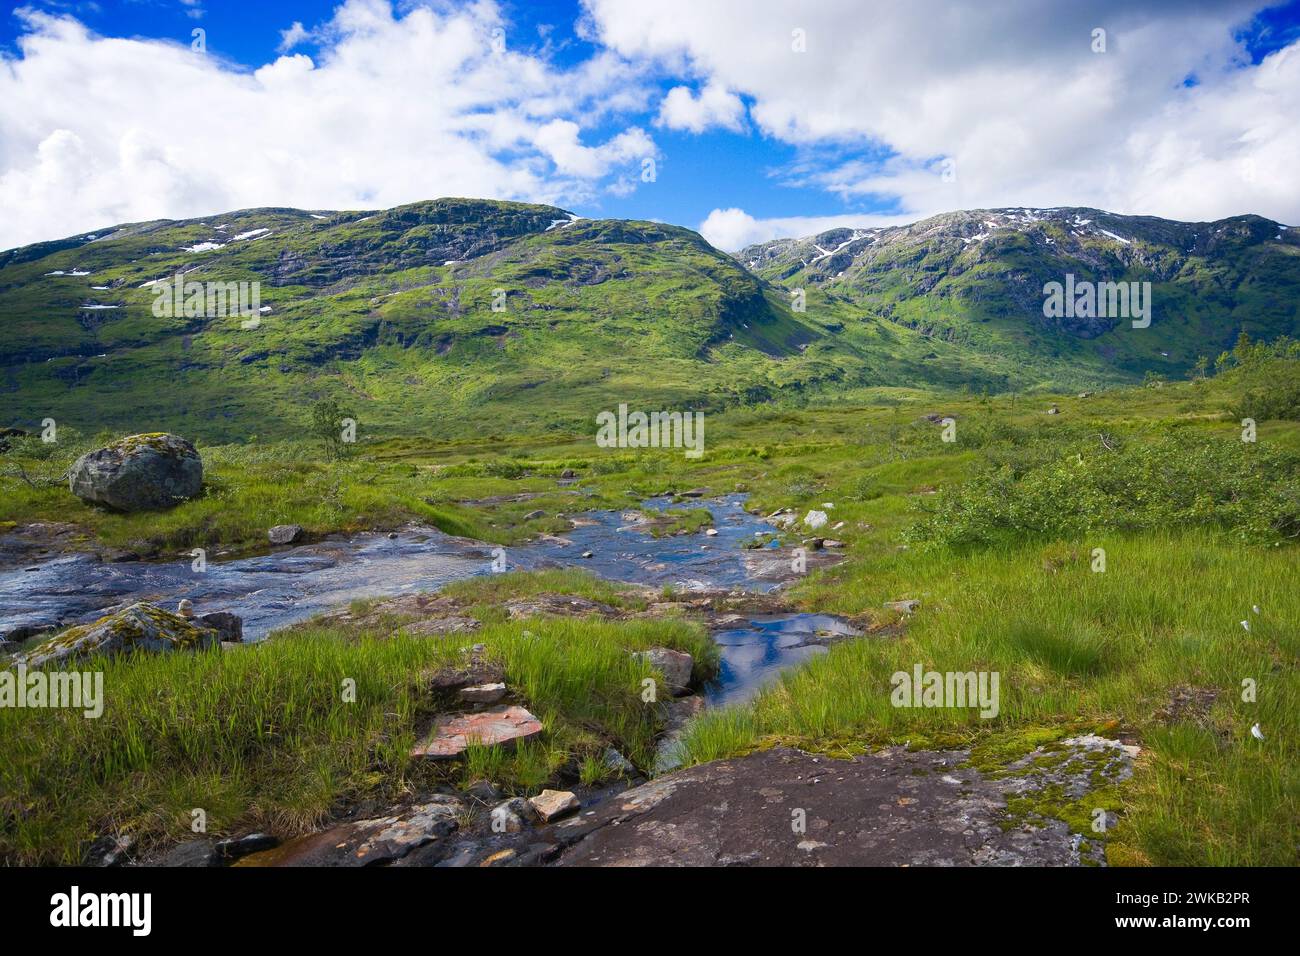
<box><xmin>0</xmin><ymin>614</ymin><xmax>714</xmax><ymax>864</ymax></box>
<box><xmin>684</xmin><ymin>532</ymin><xmax>1299</xmax><ymax>865</ymax></box>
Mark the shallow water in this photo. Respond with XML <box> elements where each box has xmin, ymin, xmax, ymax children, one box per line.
<box><xmin>0</xmin><ymin>493</ymin><xmax>857</xmax><ymax>701</ymax></box>
<box><xmin>706</xmin><ymin>613</ymin><xmax>861</xmax><ymax>707</ymax></box>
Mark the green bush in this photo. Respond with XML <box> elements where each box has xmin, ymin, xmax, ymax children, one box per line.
<box><xmin>905</xmin><ymin>432</ymin><xmax>1300</xmax><ymax>549</ymax></box>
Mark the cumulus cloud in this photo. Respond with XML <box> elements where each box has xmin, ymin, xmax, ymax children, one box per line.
<box><xmin>0</xmin><ymin>0</ymin><xmax>657</xmax><ymax>249</ymax></box>
<box><xmin>586</xmin><ymin>0</ymin><xmax>1300</xmax><ymax>233</ymax></box>
<box><xmin>656</xmin><ymin>83</ymin><xmax>745</xmax><ymax>132</ymax></box>
<box><xmin>699</xmin><ymin>207</ymin><xmax>913</xmax><ymax>251</ymax></box>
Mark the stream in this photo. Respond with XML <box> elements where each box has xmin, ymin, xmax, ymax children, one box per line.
<box><xmin>1</xmin><ymin>494</ymin><xmax>854</xmax><ymax>703</ymax></box>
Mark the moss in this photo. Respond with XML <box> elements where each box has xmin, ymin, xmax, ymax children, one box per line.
<box><xmin>114</xmin><ymin>433</ymin><xmax>191</xmax><ymax>458</ymax></box>
<box><xmin>24</xmin><ymin>602</ymin><xmax>213</xmax><ymax>663</ymax></box>
<box><xmin>962</xmin><ymin>725</ymin><xmax>1078</xmax><ymax>775</ymax></box>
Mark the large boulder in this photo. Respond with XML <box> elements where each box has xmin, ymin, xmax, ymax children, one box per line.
<box><xmin>16</xmin><ymin>602</ymin><xmax>222</xmax><ymax>668</ymax></box>
<box><xmin>69</xmin><ymin>433</ymin><xmax>203</xmax><ymax>511</ymax></box>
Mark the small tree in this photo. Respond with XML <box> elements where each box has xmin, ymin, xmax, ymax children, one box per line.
<box><xmin>310</xmin><ymin>398</ymin><xmax>350</xmax><ymax>459</ymax></box>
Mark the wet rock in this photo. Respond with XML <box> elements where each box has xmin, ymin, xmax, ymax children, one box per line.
<box><xmin>634</xmin><ymin>646</ymin><xmax>693</xmax><ymax>695</ymax></box>
<box><xmin>69</xmin><ymin>433</ymin><xmax>203</xmax><ymax>512</ymax></box>
<box><xmin>559</xmin><ymin>468</ymin><xmax>577</xmax><ymax>479</ymax></box>
<box><xmin>603</xmin><ymin>747</ymin><xmax>636</xmax><ymax>776</ymax></box>
<box><xmin>529</xmin><ymin>789</ymin><xmax>579</xmax><ymax>822</ymax></box>
<box><xmin>653</xmin><ymin>695</ymin><xmax>705</xmax><ymax>773</ymax></box>
<box><xmin>581</xmin><ymin>550</ymin><xmax>594</xmax><ymax>559</ymax></box>
<box><xmin>236</xmin><ymin>797</ymin><xmax>462</xmax><ymax>867</ymax></box>
<box><xmin>16</xmin><ymin>601</ymin><xmax>221</xmax><ymax>668</ymax></box>
<box><xmin>410</xmin><ymin>705</ymin><xmax>544</xmax><ymax>759</ymax></box>
<box><xmin>0</xmin><ymin>621</ymin><xmax>57</xmax><ymax>644</ymax></box>
<box><xmin>705</xmin><ymin>528</ymin><xmax>719</xmax><ymax>536</ymax></box>
<box><xmin>176</xmin><ymin>598</ymin><xmax>194</xmax><ymax>618</ymax></box>
<box><xmin>267</xmin><ymin>524</ymin><xmax>303</xmax><ymax>545</ymax></box>
<box><xmin>154</xmin><ymin>839</ymin><xmax>219</xmax><ymax>867</ymax></box>
<box><xmin>214</xmin><ymin>832</ymin><xmax>278</xmax><ymax>863</ymax></box>
<box><xmin>459</xmin><ymin>682</ymin><xmax>507</xmax><ymax>705</ymax></box>
<box><xmin>197</xmin><ymin>611</ymin><xmax>243</xmax><ymax>643</ymax></box>
<box><xmin>680</xmin><ymin>488</ymin><xmax>709</xmax><ymax>498</ymax></box>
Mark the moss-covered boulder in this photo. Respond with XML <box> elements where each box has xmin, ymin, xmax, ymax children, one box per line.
<box><xmin>16</xmin><ymin>602</ymin><xmax>220</xmax><ymax>669</ymax></box>
<box><xmin>69</xmin><ymin>433</ymin><xmax>203</xmax><ymax>511</ymax></box>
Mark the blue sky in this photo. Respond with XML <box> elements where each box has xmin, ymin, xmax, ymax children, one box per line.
<box><xmin>2</xmin><ymin>0</ymin><xmax>1299</xmax><ymax>250</ymax></box>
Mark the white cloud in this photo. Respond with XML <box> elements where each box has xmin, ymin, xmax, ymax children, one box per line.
<box><xmin>278</xmin><ymin>21</ymin><xmax>310</xmax><ymax>52</ymax></box>
<box><xmin>586</xmin><ymin>0</ymin><xmax>1300</xmax><ymax>230</ymax></box>
<box><xmin>0</xmin><ymin>0</ymin><xmax>657</xmax><ymax>250</ymax></box>
<box><xmin>533</xmin><ymin>119</ymin><xmax>654</xmax><ymax>178</ymax></box>
<box><xmin>656</xmin><ymin>83</ymin><xmax>745</xmax><ymax>132</ymax></box>
<box><xmin>699</xmin><ymin>206</ymin><xmax>912</xmax><ymax>251</ymax></box>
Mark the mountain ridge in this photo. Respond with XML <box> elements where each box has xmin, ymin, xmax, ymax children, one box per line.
<box><xmin>3</xmin><ymin>198</ymin><xmax>1298</xmax><ymax>441</ymax></box>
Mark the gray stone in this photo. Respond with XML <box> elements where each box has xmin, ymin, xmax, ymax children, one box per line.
<box><xmin>267</xmin><ymin>524</ymin><xmax>303</xmax><ymax>545</ymax></box>
<box><xmin>459</xmin><ymin>681</ymin><xmax>507</xmax><ymax>704</ymax></box>
<box><xmin>555</xmin><ymin>740</ymin><xmax>1133</xmax><ymax>867</ymax></box>
<box><xmin>17</xmin><ymin>602</ymin><xmax>221</xmax><ymax>668</ymax></box>
<box><xmin>197</xmin><ymin>611</ymin><xmax>243</xmax><ymax>643</ymax></box>
<box><xmin>69</xmin><ymin>433</ymin><xmax>202</xmax><ymax>512</ymax></box>
<box><xmin>84</xmin><ymin>834</ymin><xmax>134</xmax><ymax>867</ymax></box>
<box><xmin>634</xmin><ymin>646</ymin><xmax>693</xmax><ymax>695</ymax></box>
<box><xmin>235</xmin><ymin>797</ymin><xmax>463</xmax><ymax>867</ymax></box>
<box><xmin>490</xmin><ymin>796</ymin><xmax>537</xmax><ymax>833</ymax></box>
<box><xmin>602</xmin><ymin>747</ymin><xmax>636</xmax><ymax>776</ymax></box>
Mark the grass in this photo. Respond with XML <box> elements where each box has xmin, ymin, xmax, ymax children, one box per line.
<box><xmin>2</xmin><ymin>358</ymin><xmax>1298</xmax><ymax>866</ymax></box>
<box><xmin>0</xmin><ymin>612</ymin><xmax>715</xmax><ymax>865</ymax></box>
<box><xmin>680</xmin><ymin>532</ymin><xmax>1298</xmax><ymax>865</ymax></box>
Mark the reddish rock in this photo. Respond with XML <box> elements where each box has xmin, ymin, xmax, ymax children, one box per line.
<box><xmin>410</xmin><ymin>705</ymin><xmax>544</xmax><ymax>759</ymax></box>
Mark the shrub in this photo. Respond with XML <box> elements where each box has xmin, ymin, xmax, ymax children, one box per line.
<box><xmin>904</xmin><ymin>431</ymin><xmax>1300</xmax><ymax>549</ymax></box>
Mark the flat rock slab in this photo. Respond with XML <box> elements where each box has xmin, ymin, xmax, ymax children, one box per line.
<box><xmin>235</xmin><ymin>797</ymin><xmax>462</xmax><ymax>867</ymax></box>
<box><xmin>410</xmin><ymin>705</ymin><xmax>544</xmax><ymax>758</ymax></box>
<box><xmin>551</xmin><ymin>743</ymin><xmax>1128</xmax><ymax>867</ymax></box>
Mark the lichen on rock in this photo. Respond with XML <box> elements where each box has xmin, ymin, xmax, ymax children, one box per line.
<box><xmin>68</xmin><ymin>433</ymin><xmax>203</xmax><ymax>512</ymax></box>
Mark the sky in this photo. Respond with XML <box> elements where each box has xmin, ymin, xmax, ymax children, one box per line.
<box><xmin>1</xmin><ymin>0</ymin><xmax>1298</xmax><ymax>252</ymax></box>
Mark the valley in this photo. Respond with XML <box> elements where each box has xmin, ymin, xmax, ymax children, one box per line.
<box><xmin>1</xmin><ymin>200</ymin><xmax>1297</xmax><ymax>869</ymax></box>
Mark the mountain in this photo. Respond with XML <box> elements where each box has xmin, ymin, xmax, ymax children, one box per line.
<box><xmin>740</xmin><ymin>207</ymin><xmax>1300</xmax><ymax>380</ymax></box>
<box><xmin>2</xmin><ymin>199</ymin><xmax>1297</xmax><ymax>442</ymax></box>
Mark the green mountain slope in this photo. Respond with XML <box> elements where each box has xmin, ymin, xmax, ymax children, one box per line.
<box><xmin>740</xmin><ymin>207</ymin><xmax>1300</xmax><ymax>383</ymax></box>
<box><xmin>3</xmin><ymin>199</ymin><xmax>1297</xmax><ymax>442</ymax></box>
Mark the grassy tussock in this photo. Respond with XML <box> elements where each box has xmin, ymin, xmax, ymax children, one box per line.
<box><xmin>0</xmin><ymin>614</ymin><xmax>714</xmax><ymax>865</ymax></box>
